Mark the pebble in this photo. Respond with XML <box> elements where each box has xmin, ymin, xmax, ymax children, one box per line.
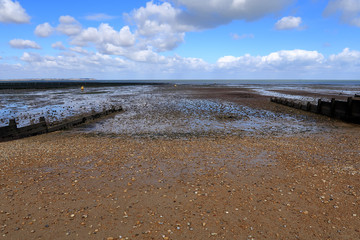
<box><xmin>1</xmin><ymin>89</ymin><xmax>359</xmax><ymax>240</ymax></box>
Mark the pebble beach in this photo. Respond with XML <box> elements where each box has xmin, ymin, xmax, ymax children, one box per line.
<box><xmin>1</xmin><ymin>84</ymin><xmax>359</xmax><ymax>239</ymax></box>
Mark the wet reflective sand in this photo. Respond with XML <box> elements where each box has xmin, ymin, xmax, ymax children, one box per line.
<box><xmin>74</xmin><ymin>84</ymin><xmax>357</xmax><ymax>137</ymax></box>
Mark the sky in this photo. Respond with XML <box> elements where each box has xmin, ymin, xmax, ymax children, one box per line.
<box><xmin>0</xmin><ymin>0</ymin><xmax>360</xmax><ymax>80</ymax></box>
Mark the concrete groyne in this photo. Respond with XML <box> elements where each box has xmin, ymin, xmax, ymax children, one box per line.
<box><xmin>0</xmin><ymin>106</ymin><xmax>123</xmax><ymax>142</ymax></box>
<box><xmin>271</xmin><ymin>96</ymin><xmax>360</xmax><ymax>124</ymax></box>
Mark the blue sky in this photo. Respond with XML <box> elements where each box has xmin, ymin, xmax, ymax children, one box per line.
<box><xmin>0</xmin><ymin>0</ymin><xmax>360</xmax><ymax>80</ymax></box>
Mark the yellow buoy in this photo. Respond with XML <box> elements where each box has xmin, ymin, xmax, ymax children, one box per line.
<box><xmin>81</xmin><ymin>86</ymin><xmax>84</xmax><ymax>91</ymax></box>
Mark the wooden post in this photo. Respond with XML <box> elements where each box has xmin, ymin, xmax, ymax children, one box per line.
<box><xmin>9</xmin><ymin>119</ymin><xmax>17</xmax><ymax>128</ymax></box>
<box><xmin>307</xmin><ymin>102</ymin><xmax>311</xmax><ymax>111</ymax></box>
<box><xmin>347</xmin><ymin>97</ymin><xmax>353</xmax><ymax>121</ymax></box>
<box><xmin>317</xmin><ymin>99</ymin><xmax>322</xmax><ymax>113</ymax></box>
<box><xmin>331</xmin><ymin>98</ymin><xmax>336</xmax><ymax>117</ymax></box>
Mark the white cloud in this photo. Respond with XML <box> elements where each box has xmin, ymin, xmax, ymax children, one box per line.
<box><xmin>57</xmin><ymin>15</ymin><xmax>82</xmax><ymax>36</ymax></box>
<box><xmin>129</xmin><ymin>1</ymin><xmax>191</xmax><ymax>52</ymax></box>
<box><xmin>275</xmin><ymin>16</ymin><xmax>302</xmax><ymax>30</ymax></box>
<box><xmin>172</xmin><ymin>0</ymin><xmax>293</xmax><ymax>28</ymax></box>
<box><xmin>324</xmin><ymin>0</ymin><xmax>360</xmax><ymax>27</ymax></box>
<box><xmin>19</xmin><ymin>51</ymin><xmax>130</xmax><ymax>74</ymax></box>
<box><xmin>9</xmin><ymin>39</ymin><xmax>41</xmax><ymax>49</ymax></box>
<box><xmin>52</xmin><ymin>41</ymin><xmax>66</xmax><ymax>50</ymax></box>
<box><xmin>20</xmin><ymin>52</ymin><xmax>43</xmax><ymax>62</ymax></box>
<box><xmin>217</xmin><ymin>49</ymin><xmax>324</xmax><ymax>71</ymax></box>
<box><xmin>0</xmin><ymin>56</ymin><xmax>2</xmax><ymax>60</ymax></box>
<box><xmin>127</xmin><ymin>1</ymin><xmax>292</xmax><ymax>52</ymax></box>
<box><xmin>0</xmin><ymin>0</ymin><xmax>30</xmax><ymax>23</ymax></box>
<box><xmin>34</xmin><ymin>22</ymin><xmax>54</xmax><ymax>37</ymax></box>
<box><xmin>13</xmin><ymin>48</ymin><xmax>212</xmax><ymax>79</ymax></box>
<box><xmin>70</xmin><ymin>46</ymin><xmax>89</xmax><ymax>55</ymax></box>
<box><xmin>128</xmin><ymin>48</ymin><xmax>166</xmax><ymax>63</ymax></box>
<box><xmin>84</xmin><ymin>13</ymin><xmax>117</xmax><ymax>21</ymax></box>
<box><xmin>0</xmin><ymin>47</ymin><xmax>357</xmax><ymax>79</ymax></box>
<box><xmin>71</xmin><ymin>24</ymin><xmax>135</xmax><ymax>47</ymax></box>
<box><xmin>329</xmin><ymin>48</ymin><xmax>360</xmax><ymax>65</ymax></box>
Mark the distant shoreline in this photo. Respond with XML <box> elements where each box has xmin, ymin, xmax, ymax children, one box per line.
<box><xmin>1</xmin><ymin>79</ymin><xmax>360</xmax><ymax>89</ymax></box>
<box><xmin>0</xmin><ymin>80</ymin><xmax>168</xmax><ymax>89</ymax></box>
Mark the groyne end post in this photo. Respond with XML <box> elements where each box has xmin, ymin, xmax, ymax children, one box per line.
<box><xmin>347</xmin><ymin>97</ymin><xmax>353</xmax><ymax>121</ymax></box>
<box><xmin>331</xmin><ymin>98</ymin><xmax>336</xmax><ymax>117</ymax></box>
<box><xmin>317</xmin><ymin>99</ymin><xmax>322</xmax><ymax>113</ymax></box>
<box><xmin>9</xmin><ymin>119</ymin><xmax>17</xmax><ymax>129</ymax></box>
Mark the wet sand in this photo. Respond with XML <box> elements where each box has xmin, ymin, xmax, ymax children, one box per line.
<box><xmin>1</xmin><ymin>85</ymin><xmax>360</xmax><ymax>239</ymax></box>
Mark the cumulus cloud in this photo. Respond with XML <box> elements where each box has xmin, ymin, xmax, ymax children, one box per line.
<box><xmin>15</xmin><ymin>48</ymin><xmax>211</xmax><ymax>79</ymax></box>
<box><xmin>19</xmin><ymin>51</ymin><xmax>130</xmax><ymax>73</ymax></box>
<box><xmin>84</xmin><ymin>13</ymin><xmax>117</xmax><ymax>21</ymax></box>
<box><xmin>329</xmin><ymin>48</ymin><xmax>360</xmax><ymax>65</ymax></box>
<box><xmin>70</xmin><ymin>46</ymin><xmax>89</xmax><ymax>55</ymax></box>
<box><xmin>57</xmin><ymin>15</ymin><xmax>82</xmax><ymax>36</ymax></box>
<box><xmin>3</xmin><ymin>47</ymin><xmax>359</xmax><ymax>79</ymax></box>
<box><xmin>275</xmin><ymin>16</ymin><xmax>302</xmax><ymax>30</ymax></box>
<box><xmin>217</xmin><ymin>49</ymin><xmax>324</xmax><ymax>71</ymax></box>
<box><xmin>34</xmin><ymin>22</ymin><xmax>54</xmax><ymax>37</ymax></box>
<box><xmin>172</xmin><ymin>0</ymin><xmax>293</xmax><ymax>28</ymax></box>
<box><xmin>127</xmin><ymin>1</ymin><xmax>292</xmax><ymax>52</ymax></box>
<box><xmin>20</xmin><ymin>52</ymin><xmax>43</xmax><ymax>62</ymax></box>
<box><xmin>324</xmin><ymin>0</ymin><xmax>360</xmax><ymax>27</ymax></box>
<box><xmin>9</xmin><ymin>39</ymin><xmax>41</xmax><ymax>49</ymax></box>
<box><xmin>0</xmin><ymin>0</ymin><xmax>30</xmax><ymax>23</ymax></box>
<box><xmin>52</xmin><ymin>41</ymin><xmax>66</xmax><ymax>50</ymax></box>
<box><xmin>71</xmin><ymin>24</ymin><xmax>135</xmax><ymax>47</ymax></box>
<box><xmin>129</xmin><ymin>1</ymin><xmax>191</xmax><ymax>52</ymax></box>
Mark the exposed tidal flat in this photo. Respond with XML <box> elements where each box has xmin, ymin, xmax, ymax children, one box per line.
<box><xmin>1</xmin><ymin>83</ymin><xmax>360</xmax><ymax>239</ymax></box>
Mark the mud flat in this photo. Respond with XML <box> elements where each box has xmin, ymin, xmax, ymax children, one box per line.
<box><xmin>0</xmin><ymin>85</ymin><xmax>359</xmax><ymax>239</ymax></box>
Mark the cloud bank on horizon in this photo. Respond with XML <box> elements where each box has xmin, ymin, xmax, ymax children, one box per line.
<box><xmin>0</xmin><ymin>0</ymin><xmax>359</xmax><ymax>79</ymax></box>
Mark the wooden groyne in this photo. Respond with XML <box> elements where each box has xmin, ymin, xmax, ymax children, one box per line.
<box><xmin>271</xmin><ymin>96</ymin><xmax>360</xmax><ymax>124</ymax></box>
<box><xmin>0</xmin><ymin>106</ymin><xmax>123</xmax><ymax>142</ymax></box>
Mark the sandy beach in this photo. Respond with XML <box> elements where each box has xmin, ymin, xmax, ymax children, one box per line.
<box><xmin>1</xmin><ymin>85</ymin><xmax>359</xmax><ymax>239</ymax></box>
